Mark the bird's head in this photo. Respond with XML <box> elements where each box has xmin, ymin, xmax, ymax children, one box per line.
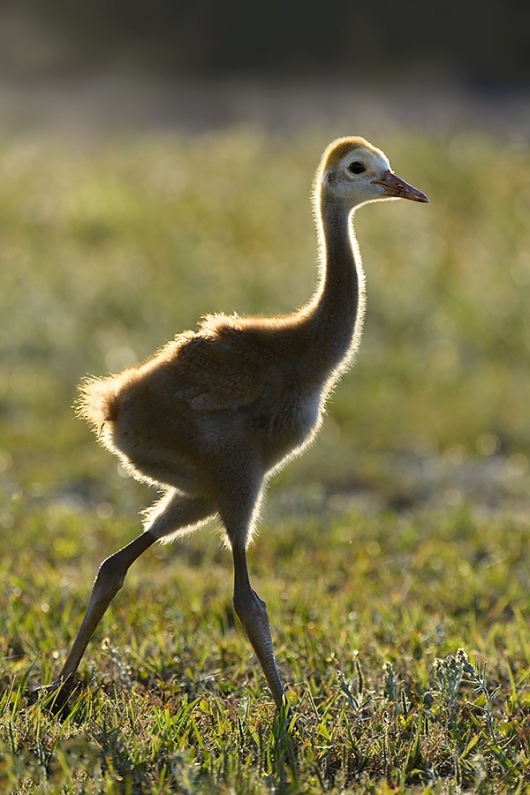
<box><xmin>318</xmin><ymin>136</ymin><xmax>429</xmax><ymax>210</ymax></box>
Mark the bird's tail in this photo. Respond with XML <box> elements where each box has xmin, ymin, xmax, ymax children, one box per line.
<box><xmin>75</xmin><ymin>375</ymin><xmax>121</xmax><ymax>435</ymax></box>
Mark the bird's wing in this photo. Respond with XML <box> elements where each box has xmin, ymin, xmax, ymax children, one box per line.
<box><xmin>171</xmin><ymin>330</ymin><xmax>274</xmax><ymax>412</ymax></box>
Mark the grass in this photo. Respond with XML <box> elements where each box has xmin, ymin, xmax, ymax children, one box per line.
<box><xmin>3</xmin><ymin>498</ymin><xmax>530</xmax><ymax>792</ymax></box>
<box><xmin>0</xmin><ymin>126</ymin><xmax>530</xmax><ymax>792</ymax></box>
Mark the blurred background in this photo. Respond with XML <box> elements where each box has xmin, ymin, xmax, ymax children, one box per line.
<box><xmin>0</xmin><ymin>0</ymin><xmax>529</xmax><ymax>522</ymax></box>
<box><xmin>0</xmin><ymin>0</ymin><xmax>529</xmax><ymax>135</ymax></box>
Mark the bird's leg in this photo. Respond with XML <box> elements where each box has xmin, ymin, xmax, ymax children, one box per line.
<box><xmin>30</xmin><ymin>491</ymin><xmax>215</xmax><ymax>707</ymax></box>
<box><xmin>32</xmin><ymin>531</ymin><xmax>155</xmax><ymax>702</ymax></box>
<box><xmin>232</xmin><ymin>545</ymin><xmax>287</xmax><ymax>710</ymax></box>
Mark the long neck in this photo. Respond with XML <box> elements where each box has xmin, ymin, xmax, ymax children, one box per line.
<box><xmin>297</xmin><ymin>191</ymin><xmax>366</xmax><ymax>384</ymax></box>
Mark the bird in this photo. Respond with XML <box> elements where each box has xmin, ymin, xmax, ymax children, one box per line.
<box><xmin>39</xmin><ymin>137</ymin><xmax>428</xmax><ymax>710</ymax></box>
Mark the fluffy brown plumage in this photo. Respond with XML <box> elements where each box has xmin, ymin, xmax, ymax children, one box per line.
<box><xmin>39</xmin><ymin>136</ymin><xmax>428</xmax><ymax>710</ymax></box>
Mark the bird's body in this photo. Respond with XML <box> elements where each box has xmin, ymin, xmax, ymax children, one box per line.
<box><xmin>83</xmin><ymin>316</ymin><xmax>325</xmax><ymax>500</ymax></box>
<box><xmin>41</xmin><ymin>136</ymin><xmax>428</xmax><ymax>709</ymax></box>
<box><xmin>80</xmin><ymin>311</ymin><xmax>346</xmax><ymax>547</ymax></box>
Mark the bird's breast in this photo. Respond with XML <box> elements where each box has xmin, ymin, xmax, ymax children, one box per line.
<box><xmin>252</xmin><ymin>387</ymin><xmax>324</xmax><ymax>468</ymax></box>
<box><xmin>297</xmin><ymin>389</ymin><xmax>323</xmax><ymax>437</ymax></box>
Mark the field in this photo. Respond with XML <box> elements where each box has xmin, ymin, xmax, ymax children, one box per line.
<box><xmin>1</xmin><ymin>126</ymin><xmax>530</xmax><ymax>793</ymax></box>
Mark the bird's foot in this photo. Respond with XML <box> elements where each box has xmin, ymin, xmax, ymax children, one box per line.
<box><xmin>274</xmin><ymin>696</ymin><xmax>303</xmax><ymax>735</ymax></box>
<box><xmin>25</xmin><ymin>676</ymin><xmax>78</xmax><ymax>714</ymax></box>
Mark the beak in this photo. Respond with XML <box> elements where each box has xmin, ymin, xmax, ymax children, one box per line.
<box><xmin>373</xmin><ymin>171</ymin><xmax>429</xmax><ymax>203</ymax></box>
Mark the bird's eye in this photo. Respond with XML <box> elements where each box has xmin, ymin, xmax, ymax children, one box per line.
<box><xmin>348</xmin><ymin>161</ymin><xmax>366</xmax><ymax>174</ymax></box>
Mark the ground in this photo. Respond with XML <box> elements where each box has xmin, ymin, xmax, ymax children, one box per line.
<box><xmin>1</xmin><ymin>127</ymin><xmax>530</xmax><ymax>793</ymax></box>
